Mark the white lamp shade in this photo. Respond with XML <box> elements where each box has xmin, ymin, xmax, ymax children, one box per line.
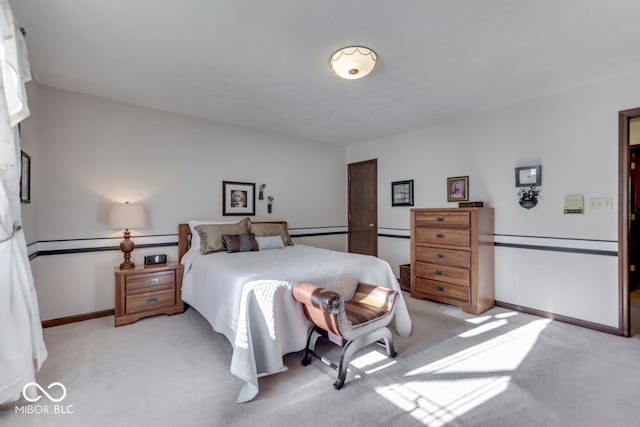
<box><xmin>109</xmin><ymin>202</ymin><xmax>146</xmax><ymax>230</ymax></box>
<box><xmin>330</xmin><ymin>46</ymin><xmax>378</xmax><ymax>80</ymax></box>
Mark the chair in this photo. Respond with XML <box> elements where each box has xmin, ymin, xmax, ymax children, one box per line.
<box><xmin>292</xmin><ymin>282</ymin><xmax>398</xmax><ymax>389</ymax></box>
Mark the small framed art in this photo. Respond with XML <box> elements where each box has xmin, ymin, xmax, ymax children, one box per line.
<box><xmin>515</xmin><ymin>165</ymin><xmax>541</xmax><ymax>187</ymax></box>
<box><xmin>20</xmin><ymin>150</ymin><xmax>31</xmax><ymax>204</ymax></box>
<box><xmin>447</xmin><ymin>176</ymin><xmax>469</xmax><ymax>202</ymax></box>
<box><xmin>222</xmin><ymin>181</ymin><xmax>255</xmax><ymax>216</ymax></box>
<box><xmin>391</xmin><ymin>180</ymin><xmax>414</xmax><ymax>207</ymax></box>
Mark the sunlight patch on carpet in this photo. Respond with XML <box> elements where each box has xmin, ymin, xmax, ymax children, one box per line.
<box><xmin>375</xmin><ymin>317</ymin><xmax>550</xmax><ymax>426</ymax></box>
<box><xmin>350</xmin><ymin>350</ymin><xmax>398</xmax><ymax>375</ymax></box>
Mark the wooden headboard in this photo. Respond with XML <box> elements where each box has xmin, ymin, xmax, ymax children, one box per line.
<box><xmin>178</xmin><ymin>223</ymin><xmax>191</xmax><ymax>262</ymax></box>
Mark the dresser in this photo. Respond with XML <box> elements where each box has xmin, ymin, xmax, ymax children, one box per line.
<box><xmin>410</xmin><ymin>207</ymin><xmax>494</xmax><ymax>315</ymax></box>
<box><xmin>114</xmin><ymin>263</ymin><xmax>184</xmax><ymax>326</ymax></box>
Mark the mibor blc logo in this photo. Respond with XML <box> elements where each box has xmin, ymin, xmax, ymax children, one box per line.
<box><xmin>15</xmin><ymin>382</ymin><xmax>74</xmax><ymax>415</ymax></box>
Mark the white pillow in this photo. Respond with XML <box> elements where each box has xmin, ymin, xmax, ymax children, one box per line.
<box><xmin>256</xmin><ymin>235</ymin><xmax>285</xmax><ymax>251</ymax></box>
<box><xmin>188</xmin><ymin>220</ymin><xmax>234</xmax><ymax>254</ymax></box>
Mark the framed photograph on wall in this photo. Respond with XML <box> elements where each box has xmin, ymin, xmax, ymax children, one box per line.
<box><xmin>20</xmin><ymin>150</ymin><xmax>31</xmax><ymax>204</ymax></box>
<box><xmin>391</xmin><ymin>180</ymin><xmax>414</xmax><ymax>206</ymax></box>
<box><xmin>515</xmin><ymin>165</ymin><xmax>542</xmax><ymax>187</ymax></box>
<box><xmin>447</xmin><ymin>176</ymin><xmax>469</xmax><ymax>202</ymax></box>
<box><xmin>223</xmin><ymin>181</ymin><xmax>255</xmax><ymax>216</ymax></box>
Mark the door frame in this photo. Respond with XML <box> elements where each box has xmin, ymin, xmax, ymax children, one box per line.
<box><xmin>348</xmin><ymin>159</ymin><xmax>378</xmax><ymax>256</ymax></box>
<box><xmin>618</xmin><ymin>107</ymin><xmax>640</xmax><ymax>337</ymax></box>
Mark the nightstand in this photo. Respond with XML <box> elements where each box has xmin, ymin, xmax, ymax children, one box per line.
<box><xmin>114</xmin><ymin>263</ymin><xmax>184</xmax><ymax>327</ymax></box>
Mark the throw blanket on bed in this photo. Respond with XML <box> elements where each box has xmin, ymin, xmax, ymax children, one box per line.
<box><xmin>181</xmin><ymin>244</ymin><xmax>412</xmax><ymax>402</ymax></box>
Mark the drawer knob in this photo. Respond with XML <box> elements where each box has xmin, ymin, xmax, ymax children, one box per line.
<box><xmin>436</xmin><ymin>217</ymin><xmax>445</xmax><ymax>222</ymax></box>
<box><xmin>436</xmin><ymin>253</ymin><xmax>445</xmax><ymax>259</ymax></box>
<box><xmin>435</xmin><ymin>270</ymin><xmax>444</xmax><ymax>276</ymax></box>
<box><xmin>436</xmin><ymin>233</ymin><xmax>445</xmax><ymax>239</ymax></box>
<box><xmin>146</xmin><ymin>278</ymin><xmax>159</xmax><ymax>285</ymax></box>
<box><xmin>146</xmin><ymin>297</ymin><xmax>158</xmax><ymax>305</ymax></box>
<box><xmin>436</xmin><ymin>286</ymin><xmax>445</xmax><ymax>292</ymax></box>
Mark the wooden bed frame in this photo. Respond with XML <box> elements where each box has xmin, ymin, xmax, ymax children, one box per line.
<box><xmin>178</xmin><ymin>223</ymin><xmax>192</xmax><ymax>263</ymax></box>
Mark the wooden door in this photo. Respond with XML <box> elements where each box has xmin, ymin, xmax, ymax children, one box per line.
<box><xmin>630</xmin><ymin>146</ymin><xmax>640</xmax><ymax>292</ymax></box>
<box><xmin>348</xmin><ymin>159</ymin><xmax>377</xmax><ymax>256</ymax></box>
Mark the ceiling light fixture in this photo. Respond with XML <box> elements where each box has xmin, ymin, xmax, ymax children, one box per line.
<box><xmin>330</xmin><ymin>46</ymin><xmax>377</xmax><ymax>80</ymax></box>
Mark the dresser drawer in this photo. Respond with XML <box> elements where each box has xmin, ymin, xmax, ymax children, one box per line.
<box><xmin>415</xmin><ymin>211</ymin><xmax>470</xmax><ymax>228</ymax></box>
<box><xmin>415</xmin><ymin>246</ymin><xmax>470</xmax><ymax>269</ymax></box>
<box><xmin>125</xmin><ymin>271</ymin><xmax>175</xmax><ymax>294</ymax></box>
<box><xmin>126</xmin><ymin>289</ymin><xmax>176</xmax><ymax>315</ymax></box>
<box><xmin>415</xmin><ymin>227</ymin><xmax>470</xmax><ymax>247</ymax></box>
<box><xmin>415</xmin><ymin>278</ymin><xmax>470</xmax><ymax>303</ymax></box>
<box><xmin>414</xmin><ymin>262</ymin><xmax>470</xmax><ymax>287</ymax></box>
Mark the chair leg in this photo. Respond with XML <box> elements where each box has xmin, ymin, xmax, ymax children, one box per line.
<box><xmin>334</xmin><ymin>339</ymin><xmax>353</xmax><ymax>390</ymax></box>
<box><xmin>301</xmin><ymin>327</ymin><xmax>322</xmax><ymax>366</ymax></box>
<box><xmin>380</xmin><ymin>328</ymin><xmax>397</xmax><ymax>358</ymax></box>
<box><xmin>334</xmin><ymin>327</ymin><xmax>396</xmax><ymax>390</ymax></box>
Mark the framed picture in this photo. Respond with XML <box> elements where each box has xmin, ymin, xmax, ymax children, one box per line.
<box><xmin>222</xmin><ymin>181</ymin><xmax>255</xmax><ymax>216</ymax></box>
<box><xmin>391</xmin><ymin>180</ymin><xmax>414</xmax><ymax>206</ymax></box>
<box><xmin>447</xmin><ymin>176</ymin><xmax>469</xmax><ymax>202</ymax></box>
<box><xmin>515</xmin><ymin>165</ymin><xmax>542</xmax><ymax>187</ymax></box>
<box><xmin>20</xmin><ymin>150</ymin><xmax>30</xmax><ymax>204</ymax></box>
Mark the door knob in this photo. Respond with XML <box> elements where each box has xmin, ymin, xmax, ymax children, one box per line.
<box><xmin>368</xmin><ymin>223</ymin><xmax>375</xmax><ymax>227</ymax></box>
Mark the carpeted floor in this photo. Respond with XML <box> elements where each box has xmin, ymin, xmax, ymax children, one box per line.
<box><xmin>2</xmin><ymin>294</ymin><xmax>640</xmax><ymax>427</ymax></box>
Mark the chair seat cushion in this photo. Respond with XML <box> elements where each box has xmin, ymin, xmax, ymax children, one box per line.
<box><xmin>344</xmin><ymin>300</ymin><xmax>390</xmax><ymax>327</ymax></box>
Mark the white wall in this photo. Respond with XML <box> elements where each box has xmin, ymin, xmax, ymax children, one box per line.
<box><xmin>348</xmin><ymin>72</ymin><xmax>640</xmax><ymax>328</ymax></box>
<box><xmin>27</xmin><ymin>85</ymin><xmax>348</xmax><ymax>320</ymax></box>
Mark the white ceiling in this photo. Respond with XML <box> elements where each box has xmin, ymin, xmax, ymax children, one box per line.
<box><xmin>10</xmin><ymin>0</ymin><xmax>640</xmax><ymax>146</ymax></box>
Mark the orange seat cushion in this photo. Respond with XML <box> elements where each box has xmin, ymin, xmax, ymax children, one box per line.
<box><xmin>344</xmin><ymin>300</ymin><xmax>390</xmax><ymax>326</ymax></box>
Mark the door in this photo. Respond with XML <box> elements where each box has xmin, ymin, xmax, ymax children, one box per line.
<box><xmin>348</xmin><ymin>159</ymin><xmax>377</xmax><ymax>256</ymax></box>
<box><xmin>619</xmin><ymin>108</ymin><xmax>640</xmax><ymax>337</ymax></box>
<box><xmin>629</xmin><ymin>145</ymin><xmax>640</xmax><ymax>292</ymax></box>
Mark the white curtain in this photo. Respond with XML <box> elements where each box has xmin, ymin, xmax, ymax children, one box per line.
<box><xmin>0</xmin><ymin>0</ymin><xmax>47</xmax><ymax>405</ymax></box>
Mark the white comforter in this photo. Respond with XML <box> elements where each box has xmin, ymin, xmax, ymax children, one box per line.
<box><xmin>180</xmin><ymin>244</ymin><xmax>412</xmax><ymax>402</ymax></box>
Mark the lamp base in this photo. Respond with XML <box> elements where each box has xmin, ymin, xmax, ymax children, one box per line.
<box><xmin>119</xmin><ymin>259</ymin><xmax>135</xmax><ymax>270</ymax></box>
<box><xmin>119</xmin><ymin>229</ymin><xmax>136</xmax><ymax>270</ymax></box>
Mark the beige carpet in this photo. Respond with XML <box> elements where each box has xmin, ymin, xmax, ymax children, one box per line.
<box><xmin>2</xmin><ymin>295</ymin><xmax>640</xmax><ymax>427</ymax></box>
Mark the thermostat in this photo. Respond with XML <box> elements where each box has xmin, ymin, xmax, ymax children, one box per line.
<box><xmin>564</xmin><ymin>195</ymin><xmax>584</xmax><ymax>214</ymax></box>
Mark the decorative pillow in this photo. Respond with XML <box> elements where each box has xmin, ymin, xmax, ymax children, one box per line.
<box><xmin>195</xmin><ymin>217</ymin><xmax>251</xmax><ymax>254</ymax></box>
<box><xmin>250</xmin><ymin>221</ymin><xmax>294</xmax><ymax>246</ymax></box>
<box><xmin>222</xmin><ymin>233</ymin><xmax>259</xmax><ymax>253</ymax></box>
<box><xmin>256</xmin><ymin>235</ymin><xmax>285</xmax><ymax>251</ymax></box>
<box><xmin>188</xmin><ymin>220</ymin><xmax>234</xmax><ymax>253</ymax></box>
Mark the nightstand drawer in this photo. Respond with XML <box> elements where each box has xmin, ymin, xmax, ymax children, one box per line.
<box><xmin>415</xmin><ymin>227</ymin><xmax>470</xmax><ymax>247</ymax></box>
<box><xmin>126</xmin><ymin>289</ymin><xmax>176</xmax><ymax>315</ymax></box>
<box><xmin>126</xmin><ymin>271</ymin><xmax>175</xmax><ymax>294</ymax></box>
<box><xmin>415</xmin><ymin>278</ymin><xmax>470</xmax><ymax>303</ymax></box>
<box><xmin>415</xmin><ymin>246</ymin><xmax>470</xmax><ymax>269</ymax></box>
<box><xmin>414</xmin><ymin>261</ymin><xmax>470</xmax><ymax>287</ymax></box>
<box><xmin>415</xmin><ymin>211</ymin><xmax>470</xmax><ymax>228</ymax></box>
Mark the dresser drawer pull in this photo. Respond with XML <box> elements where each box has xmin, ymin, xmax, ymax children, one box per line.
<box><xmin>435</xmin><ymin>270</ymin><xmax>444</xmax><ymax>276</ymax></box>
<box><xmin>436</xmin><ymin>233</ymin><xmax>445</xmax><ymax>239</ymax></box>
<box><xmin>436</xmin><ymin>286</ymin><xmax>445</xmax><ymax>292</ymax></box>
<box><xmin>146</xmin><ymin>297</ymin><xmax>158</xmax><ymax>305</ymax></box>
<box><xmin>436</xmin><ymin>253</ymin><xmax>445</xmax><ymax>259</ymax></box>
<box><xmin>437</xmin><ymin>217</ymin><xmax>445</xmax><ymax>222</ymax></box>
<box><xmin>146</xmin><ymin>278</ymin><xmax>159</xmax><ymax>285</ymax></box>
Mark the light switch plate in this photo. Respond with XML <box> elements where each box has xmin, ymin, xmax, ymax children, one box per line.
<box><xmin>589</xmin><ymin>197</ymin><xmax>612</xmax><ymax>210</ymax></box>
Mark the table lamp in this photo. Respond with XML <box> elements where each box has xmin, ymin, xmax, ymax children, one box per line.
<box><xmin>109</xmin><ymin>201</ymin><xmax>146</xmax><ymax>270</ymax></box>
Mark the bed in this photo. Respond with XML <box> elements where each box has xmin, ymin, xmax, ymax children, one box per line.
<box><xmin>178</xmin><ymin>222</ymin><xmax>412</xmax><ymax>402</ymax></box>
